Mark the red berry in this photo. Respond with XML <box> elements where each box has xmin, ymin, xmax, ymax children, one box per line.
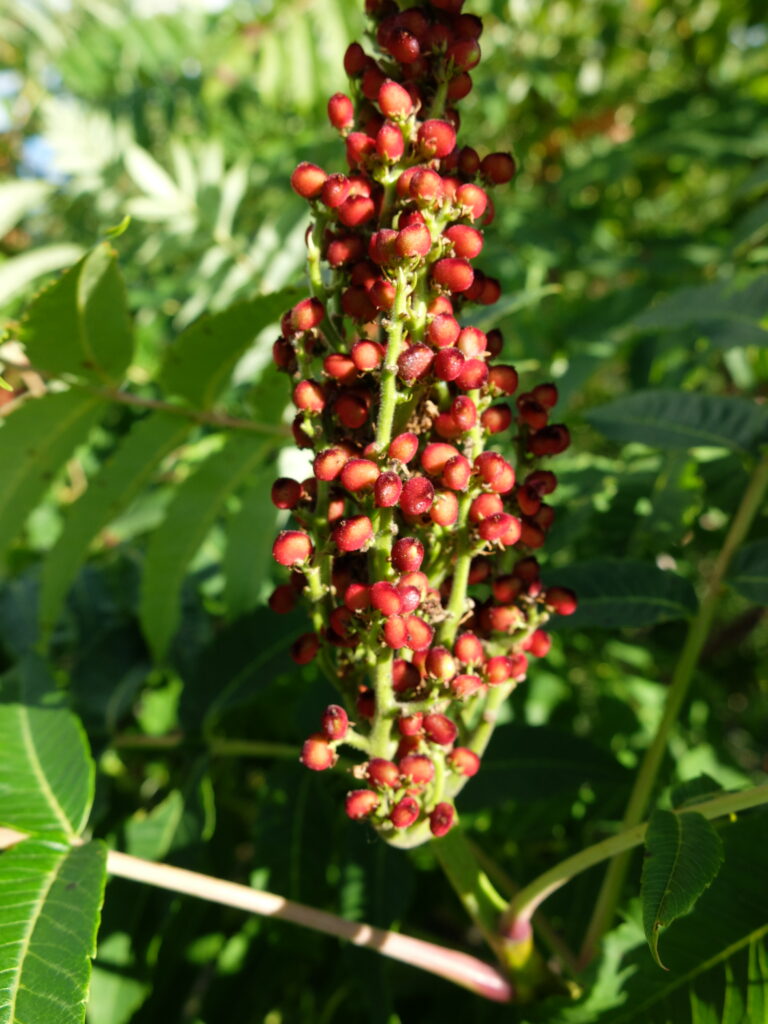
<box><xmin>526</xmin><ymin>629</ymin><xmax>552</xmax><ymax>657</ymax></box>
<box><xmin>378</xmin><ymin>79</ymin><xmax>413</xmax><ymax>117</ymax></box>
<box><xmin>291</xmin><ymin>632</ymin><xmax>320</xmax><ymax>665</ymax></box>
<box><xmin>370</xmin><ymin>581</ymin><xmax>403</xmax><ymax>617</ymax></box>
<box><xmin>451</xmin><ymin>673</ymin><xmax>484</xmax><ymax>698</ymax></box>
<box><xmin>391</xmin><ymin>537</ymin><xmax>424</xmax><ymax>573</ymax></box>
<box><xmin>328</xmin><ymin>92</ymin><xmax>355</xmax><ymax>132</ymax></box>
<box><xmin>400</xmin><ymin>476</ymin><xmax>435</xmax><ymax>516</ymax></box>
<box><xmin>430</xmin><ymin>490</ymin><xmax>459</xmax><ymax>526</ymax></box>
<box><xmin>396</xmin><ymin>222</ymin><xmax>432</xmax><ymax>258</ymax></box>
<box><xmin>545</xmin><ymin>586</ymin><xmax>578</xmax><ymax>615</ymax></box>
<box><xmin>290</xmin><ymin>297</ymin><xmax>325</xmax><ymax>332</ymax></box>
<box><xmin>351</xmin><ymin>339</ymin><xmax>384</xmax><ymax>370</ymax></box>
<box><xmin>408</xmin><ymin>167</ymin><xmax>444</xmax><ymax>205</ymax></box>
<box><xmin>489</xmin><ymin>365</ymin><xmax>518</xmax><ymax>395</ymax></box>
<box><xmin>272</xmin><ymin>531</ymin><xmax>313</xmax><ymax>566</ymax></box>
<box><xmin>427</xmin><ymin>313</ymin><xmax>461</xmax><ymax>348</ymax></box>
<box><xmin>421</xmin><ymin>442</ymin><xmax>459</xmax><ymax>475</ymax></box>
<box><xmin>423</xmin><ymin>713</ymin><xmax>457</xmax><ymax>746</ymax></box>
<box><xmin>291</xmin><ymin>162</ymin><xmax>327</xmax><ymax>198</ymax></box>
<box><xmin>344</xmin><ymin>583</ymin><xmax>370</xmax><ymax>612</ymax></box>
<box><xmin>268</xmin><ymin>584</ymin><xmax>296</xmax><ymax>614</ymax></box>
<box><xmin>457</xmin><ymin>326</ymin><xmax>486</xmax><ymax>357</ymax></box>
<box><xmin>429</xmin><ymin>802</ymin><xmax>455</xmax><ymax>838</ymax></box>
<box><xmin>454</xmin><ymin>632</ymin><xmax>483</xmax><ymax>664</ymax></box>
<box><xmin>404</xmin><ymin>615</ymin><xmax>434</xmax><ymax>651</ymax></box>
<box><xmin>374</xmin><ymin>471</ymin><xmax>403</xmax><ymax>507</ymax></box>
<box><xmin>398</xmin><ymin>344</ymin><xmax>434</xmax><ymax>382</ymax></box>
<box><xmin>469</xmin><ymin>493</ymin><xmax>503</xmax><ymax>523</ymax></box>
<box><xmin>344</xmin><ymin>42</ymin><xmax>368</xmax><ymax>76</ymax></box>
<box><xmin>334</xmin><ymin>393</ymin><xmax>369</xmax><ymax>429</ymax></box>
<box><xmin>340</xmin><ymin>458</ymin><xmax>380</xmax><ymax>492</ymax></box>
<box><xmin>431</xmin><ymin>257</ymin><xmax>474</xmax><ymax>293</ymax></box>
<box><xmin>451</xmin><ymin>395</ymin><xmax>477</xmax><ymax>430</ymax></box>
<box><xmin>481</xmin><ymin>405</ymin><xmax>512</xmax><ymax>434</ymax></box>
<box><xmin>434</xmin><ymin>347</ymin><xmax>464</xmax><ymax>381</ymax></box>
<box><xmin>321</xmin><ymin>705</ymin><xmax>349</xmax><ymax>741</ymax></box>
<box><xmin>345</xmin><ymin>789</ymin><xmax>379</xmax><ymax>819</ymax></box>
<box><xmin>447</xmin><ymin>747</ymin><xmax>480</xmax><ymax>777</ymax></box>
<box><xmin>314</xmin><ymin>446</ymin><xmax>350</xmax><ymax>481</ymax></box>
<box><xmin>529</xmin><ymin>425</ymin><xmax>571</xmax><ymax>456</ymax></box>
<box><xmin>321</xmin><ymin>173</ymin><xmax>352</xmax><ymax>208</ymax></box>
<box><xmin>456</xmin><ymin>182</ymin><xmax>488</xmax><ymax>220</ymax></box>
<box><xmin>390</xmin><ymin>795</ymin><xmax>420</xmax><ymax>828</ymax></box>
<box><xmin>376</xmin><ymin>121</ymin><xmax>405</xmax><ymax>161</ymax></box>
<box><xmin>333</xmin><ymin>515</ymin><xmax>374</xmax><ymax>552</ymax></box>
<box><xmin>367</xmin><ymin>757</ymin><xmax>401</xmax><ymax>788</ymax></box>
<box><xmin>389</xmin><ymin>432</ymin><xmax>419</xmax><ymax>463</ymax></box>
<box><xmin>442</xmin><ymin>455</ymin><xmax>472</xmax><ymax>491</ymax></box>
<box><xmin>398</xmin><ymin>713</ymin><xmax>424</xmax><ymax>737</ymax></box>
<box><xmin>392</xmin><ymin>657</ymin><xmax>421</xmax><ymax>693</ymax></box>
<box><xmin>444</xmin><ymin>224</ymin><xmax>483</xmax><ymax>259</ymax></box>
<box><xmin>480</xmin><ymin>152</ymin><xmax>516</xmax><ymax>184</ymax></box>
<box><xmin>417</xmin><ymin>119</ymin><xmax>456</xmax><ymax>158</ymax></box>
<box><xmin>383</xmin><ymin>614</ymin><xmax>407</xmax><ymax>650</ymax></box>
<box><xmin>533</xmin><ymin>382</ymin><xmax>558</xmax><ymax>408</ymax></box>
<box><xmin>398</xmin><ymin>754</ymin><xmax>434</xmax><ymax>786</ymax></box>
<box><xmin>455</xmin><ymin>357</ymin><xmax>488</xmax><ymax>390</ymax></box>
<box><xmin>270</xmin><ymin>477</ymin><xmax>301</xmax><ymax>510</ymax></box>
<box><xmin>300</xmin><ymin>733</ymin><xmax>337</xmax><ymax>771</ymax></box>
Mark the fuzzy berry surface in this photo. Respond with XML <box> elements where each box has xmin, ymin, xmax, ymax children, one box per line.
<box><xmin>269</xmin><ymin>0</ymin><xmax>575</xmax><ymax>848</ymax></box>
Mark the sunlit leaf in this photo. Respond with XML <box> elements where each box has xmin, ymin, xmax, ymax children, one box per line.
<box><xmin>0</xmin><ymin>391</ymin><xmax>104</xmax><ymax>565</ymax></box>
<box><xmin>19</xmin><ymin>243</ymin><xmax>133</xmax><ymax>383</ymax></box>
<box><xmin>39</xmin><ymin>413</ymin><xmax>191</xmax><ymax>642</ymax></box>
<box><xmin>0</xmin><ymin>702</ymin><xmax>94</xmax><ymax>838</ymax></box>
<box><xmin>0</xmin><ymin>839</ymin><xmax>106</xmax><ymax>1024</ymax></box>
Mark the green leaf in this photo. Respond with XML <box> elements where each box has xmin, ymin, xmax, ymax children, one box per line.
<box><xmin>586</xmin><ymin>391</ymin><xmax>768</xmax><ymax>453</ymax></box>
<box><xmin>0</xmin><ymin>702</ymin><xmax>94</xmax><ymax>838</ymax></box>
<box><xmin>727</xmin><ymin>539</ymin><xmax>768</xmax><ymax>604</ymax></box>
<box><xmin>641</xmin><ymin>809</ymin><xmax>724</xmax><ymax>969</ymax></box>
<box><xmin>39</xmin><ymin>413</ymin><xmax>190</xmax><ymax>642</ymax></box>
<box><xmin>159</xmin><ymin>290</ymin><xmax>293</xmax><ymax>408</ymax></box>
<box><xmin>747</xmin><ymin>938</ymin><xmax>768</xmax><ymax>1024</ymax></box>
<box><xmin>0</xmin><ymin>839</ymin><xmax>106</xmax><ymax>1024</ymax></box>
<box><xmin>0</xmin><ymin>245</ymin><xmax>85</xmax><ymax>308</ymax></box>
<box><xmin>0</xmin><ymin>391</ymin><xmax>104</xmax><ymax>564</ymax></box>
<box><xmin>19</xmin><ymin>243</ymin><xmax>133</xmax><ymax>384</ymax></box>
<box><xmin>631</xmin><ymin>276</ymin><xmax>768</xmax><ymax>339</ymax></box>
<box><xmin>87</xmin><ymin>931</ymin><xmax>149</xmax><ymax>1024</ymax></box>
<box><xmin>223</xmin><ymin>463</ymin><xmax>281</xmax><ymax>618</ymax></box>
<box><xmin>139</xmin><ymin>434</ymin><xmax>271</xmax><ymax>660</ymax></box>
<box><xmin>545</xmin><ymin>560</ymin><xmax>697</xmax><ymax>629</ymax></box>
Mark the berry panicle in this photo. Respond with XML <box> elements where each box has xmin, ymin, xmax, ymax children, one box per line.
<box><xmin>268</xmin><ymin>0</ymin><xmax>575</xmax><ymax>846</ymax></box>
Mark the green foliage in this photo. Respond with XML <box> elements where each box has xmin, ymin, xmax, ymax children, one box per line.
<box><xmin>0</xmin><ymin>701</ymin><xmax>94</xmax><ymax>838</ymax></box>
<box><xmin>641</xmin><ymin>810</ymin><xmax>724</xmax><ymax>969</ymax></box>
<box><xmin>0</xmin><ymin>0</ymin><xmax>766</xmax><ymax>1021</ymax></box>
<box><xmin>0</xmin><ymin>840</ymin><xmax>107</xmax><ymax>1024</ymax></box>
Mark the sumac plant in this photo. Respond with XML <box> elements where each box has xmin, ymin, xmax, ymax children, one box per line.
<box><xmin>0</xmin><ymin>0</ymin><xmax>767</xmax><ymax>1022</ymax></box>
<box><xmin>269</xmin><ymin>4</ymin><xmax>574</xmax><ymax>849</ymax></box>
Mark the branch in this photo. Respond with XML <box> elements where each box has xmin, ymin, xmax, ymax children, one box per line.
<box><xmin>0</xmin><ymin>356</ymin><xmax>290</xmax><ymax>437</ymax></box>
<box><xmin>580</xmin><ymin>452</ymin><xmax>768</xmax><ymax>964</ymax></box>
<box><xmin>503</xmin><ymin>783</ymin><xmax>768</xmax><ymax>934</ymax></box>
<box><xmin>0</xmin><ymin>826</ymin><xmax>513</xmax><ymax>1003</ymax></box>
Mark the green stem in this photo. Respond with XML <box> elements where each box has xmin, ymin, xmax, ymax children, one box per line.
<box><xmin>505</xmin><ymin>784</ymin><xmax>768</xmax><ymax>931</ymax></box>
<box><xmin>433</xmin><ymin>827</ymin><xmax>509</xmax><ymax>958</ymax></box>
<box><xmin>375</xmin><ymin>266</ymin><xmax>409</xmax><ymax>450</ymax></box>
<box><xmin>580</xmin><ymin>453</ymin><xmax>768</xmax><ymax>963</ymax></box>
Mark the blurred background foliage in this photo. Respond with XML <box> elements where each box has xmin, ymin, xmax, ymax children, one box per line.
<box><xmin>0</xmin><ymin>0</ymin><xmax>767</xmax><ymax>1021</ymax></box>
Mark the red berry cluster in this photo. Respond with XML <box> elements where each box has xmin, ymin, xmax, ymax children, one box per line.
<box><xmin>269</xmin><ymin>0</ymin><xmax>576</xmax><ymax>847</ymax></box>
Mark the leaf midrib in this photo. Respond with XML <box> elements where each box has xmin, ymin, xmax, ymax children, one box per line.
<box><xmin>19</xmin><ymin>708</ymin><xmax>75</xmax><ymax>837</ymax></box>
<box><xmin>4</xmin><ymin>849</ymin><xmax>67</xmax><ymax>1021</ymax></box>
